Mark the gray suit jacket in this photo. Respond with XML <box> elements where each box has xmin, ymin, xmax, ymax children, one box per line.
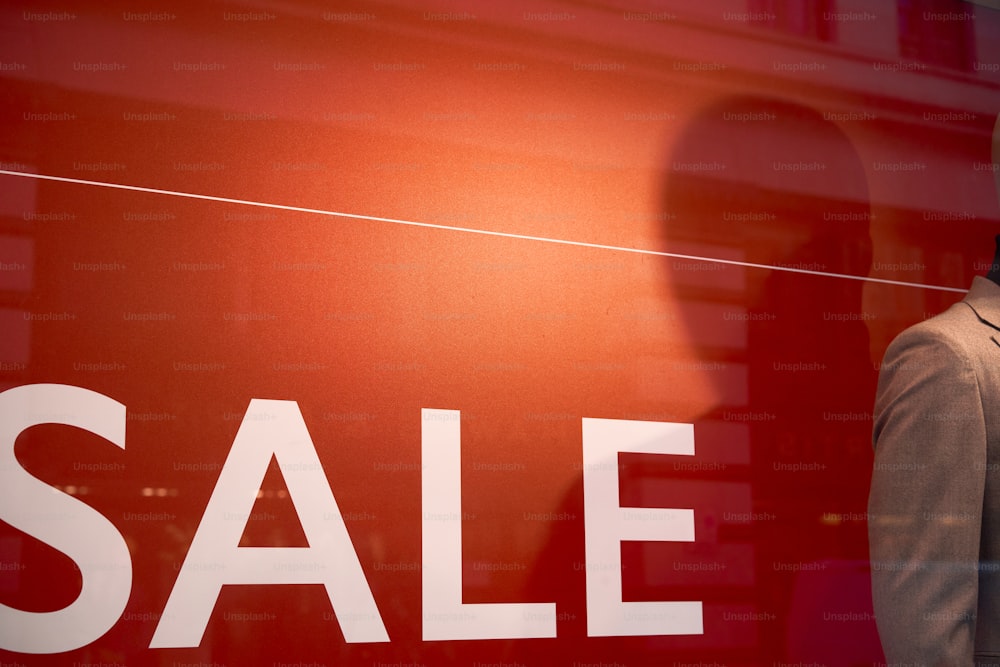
<box><xmin>870</xmin><ymin>276</ymin><xmax>1000</xmax><ymax>667</ymax></box>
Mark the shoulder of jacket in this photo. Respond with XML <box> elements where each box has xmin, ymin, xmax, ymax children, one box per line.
<box><xmin>886</xmin><ymin>303</ymin><xmax>980</xmax><ymax>365</ymax></box>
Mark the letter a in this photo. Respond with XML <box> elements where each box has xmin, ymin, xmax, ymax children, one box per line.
<box><xmin>150</xmin><ymin>399</ymin><xmax>388</xmax><ymax>647</ymax></box>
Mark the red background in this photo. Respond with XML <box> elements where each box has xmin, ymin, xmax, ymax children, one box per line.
<box><xmin>2</xmin><ymin>1</ymin><xmax>999</xmax><ymax>664</ymax></box>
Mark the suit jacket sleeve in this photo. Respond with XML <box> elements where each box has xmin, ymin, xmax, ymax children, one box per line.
<box><xmin>869</xmin><ymin>320</ymin><xmax>988</xmax><ymax>666</ymax></box>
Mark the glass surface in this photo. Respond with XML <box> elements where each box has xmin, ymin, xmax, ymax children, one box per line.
<box><xmin>1</xmin><ymin>1</ymin><xmax>999</xmax><ymax>664</ymax></box>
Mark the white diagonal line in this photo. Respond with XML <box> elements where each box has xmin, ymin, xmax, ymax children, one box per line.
<box><xmin>0</xmin><ymin>169</ymin><xmax>968</xmax><ymax>293</ymax></box>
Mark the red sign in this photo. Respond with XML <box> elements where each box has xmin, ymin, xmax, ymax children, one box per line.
<box><xmin>2</xmin><ymin>1</ymin><xmax>999</xmax><ymax>665</ymax></box>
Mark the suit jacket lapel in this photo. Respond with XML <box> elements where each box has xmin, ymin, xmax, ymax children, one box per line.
<box><xmin>964</xmin><ymin>276</ymin><xmax>1000</xmax><ymax>334</ymax></box>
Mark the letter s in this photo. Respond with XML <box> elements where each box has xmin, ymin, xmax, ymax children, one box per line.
<box><xmin>0</xmin><ymin>383</ymin><xmax>130</xmax><ymax>654</ymax></box>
